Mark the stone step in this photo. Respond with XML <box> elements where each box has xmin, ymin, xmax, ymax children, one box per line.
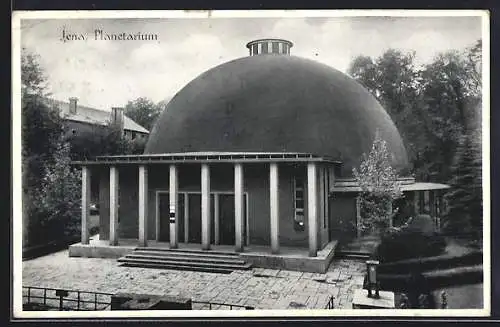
<box><xmin>119</xmin><ymin>261</ymin><xmax>236</xmax><ymax>274</ymax></box>
<box><xmin>118</xmin><ymin>257</ymin><xmax>251</xmax><ymax>272</ymax></box>
<box><xmin>335</xmin><ymin>251</ymin><xmax>371</xmax><ymax>260</ymax></box>
<box><xmin>133</xmin><ymin>249</ymin><xmax>243</xmax><ymax>261</ymax></box>
<box><xmin>134</xmin><ymin>247</ymin><xmax>240</xmax><ymax>256</ymax></box>
<box><xmin>124</xmin><ymin>253</ymin><xmax>248</xmax><ymax>265</ymax></box>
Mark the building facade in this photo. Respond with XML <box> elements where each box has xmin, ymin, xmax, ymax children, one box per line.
<box><xmin>70</xmin><ymin>39</ymin><xmax>449</xmax><ymax>272</ymax></box>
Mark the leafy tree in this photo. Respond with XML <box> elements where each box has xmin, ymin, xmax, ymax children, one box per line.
<box><xmin>22</xmin><ymin>94</ymin><xmax>64</xmax><ymax>188</ymax></box>
<box><xmin>348</xmin><ymin>49</ymin><xmax>427</xmax><ymax>179</ymax></box>
<box><xmin>31</xmin><ymin>141</ymin><xmax>82</xmax><ymax>243</ymax></box>
<box><xmin>124</xmin><ymin>97</ymin><xmax>162</xmax><ymax>131</ymax></box>
<box><xmin>21</xmin><ymin>47</ymin><xmax>49</xmax><ymax>96</ymax></box>
<box><xmin>348</xmin><ymin>39</ymin><xmax>483</xmax><ymax>244</ymax></box>
<box><xmin>443</xmin><ymin>123</ymin><xmax>482</xmax><ymax>239</ymax></box>
<box><xmin>21</xmin><ymin>48</ymin><xmax>82</xmax><ymax>246</ymax></box>
<box><xmin>419</xmin><ymin>51</ymin><xmax>472</xmax><ymax>182</ymax></box>
<box><xmin>353</xmin><ymin>132</ymin><xmax>403</xmax><ymax>235</ymax></box>
<box><xmin>348</xmin><ymin>40</ymin><xmax>482</xmax><ymax>185</ymax></box>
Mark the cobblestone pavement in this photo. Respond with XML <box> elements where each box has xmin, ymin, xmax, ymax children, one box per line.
<box><xmin>22</xmin><ymin>250</ymin><xmax>366</xmax><ymax>310</ymax></box>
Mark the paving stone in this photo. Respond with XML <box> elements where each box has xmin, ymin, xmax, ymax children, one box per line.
<box><xmin>22</xmin><ymin>249</ymin><xmax>366</xmax><ymax>310</ymax></box>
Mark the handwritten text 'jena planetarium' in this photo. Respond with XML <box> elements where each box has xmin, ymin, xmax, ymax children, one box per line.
<box><xmin>61</xmin><ymin>29</ymin><xmax>159</xmax><ymax>42</ymax></box>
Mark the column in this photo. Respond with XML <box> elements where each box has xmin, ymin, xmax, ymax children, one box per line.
<box><xmin>424</xmin><ymin>190</ymin><xmax>430</xmax><ymax>214</ymax></box>
<box><xmin>201</xmin><ymin>164</ymin><xmax>211</xmax><ymax>250</ymax></box>
<box><xmin>307</xmin><ymin>162</ymin><xmax>318</xmax><ymax>257</ymax></box>
<box><xmin>81</xmin><ymin>166</ymin><xmax>91</xmax><ymax>244</ymax></box>
<box><xmin>184</xmin><ymin>193</ymin><xmax>189</xmax><ymax>243</ymax></box>
<box><xmin>138</xmin><ymin>165</ymin><xmax>148</xmax><ymax>247</ymax></box>
<box><xmin>429</xmin><ymin>190</ymin><xmax>437</xmax><ymax>230</ymax></box>
<box><xmin>269</xmin><ymin>162</ymin><xmax>279</xmax><ymax>254</ymax></box>
<box><xmin>169</xmin><ymin>165</ymin><xmax>179</xmax><ymax>248</ymax></box>
<box><xmin>235</xmin><ymin>163</ymin><xmax>244</xmax><ymax>252</ymax></box>
<box><xmin>214</xmin><ymin>193</ymin><xmax>220</xmax><ymax>245</ymax></box>
<box><xmin>356</xmin><ymin>196</ymin><xmax>362</xmax><ymax>237</ymax></box>
<box><xmin>109</xmin><ymin>166</ymin><xmax>119</xmax><ymax>246</ymax></box>
<box><xmin>413</xmin><ymin>191</ymin><xmax>420</xmax><ymax>216</ymax></box>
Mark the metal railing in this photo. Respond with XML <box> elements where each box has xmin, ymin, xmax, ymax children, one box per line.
<box><xmin>324</xmin><ymin>295</ymin><xmax>335</xmax><ymax>309</ymax></box>
<box><xmin>23</xmin><ymin>286</ymin><xmax>113</xmax><ymax>311</ymax></box>
<box><xmin>192</xmin><ymin>300</ymin><xmax>254</xmax><ymax>310</ymax></box>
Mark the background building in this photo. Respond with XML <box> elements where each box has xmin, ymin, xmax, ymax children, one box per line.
<box><xmin>44</xmin><ymin>97</ymin><xmax>149</xmax><ymax>140</ymax></box>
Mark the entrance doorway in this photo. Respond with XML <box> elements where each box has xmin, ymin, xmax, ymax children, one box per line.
<box><xmin>157</xmin><ymin>191</ymin><xmax>248</xmax><ymax>246</ymax></box>
<box><xmin>158</xmin><ymin>193</ymin><xmax>185</xmax><ymax>242</ymax></box>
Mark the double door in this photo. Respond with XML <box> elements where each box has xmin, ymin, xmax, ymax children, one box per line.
<box><xmin>158</xmin><ymin>192</ymin><xmax>247</xmax><ymax>245</ymax></box>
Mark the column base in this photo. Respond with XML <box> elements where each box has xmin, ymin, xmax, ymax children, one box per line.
<box><xmin>202</xmin><ymin>244</ymin><xmax>211</xmax><ymax>251</ymax></box>
<box><xmin>138</xmin><ymin>240</ymin><xmax>148</xmax><ymax>247</ymax></box>
<box><xmin>308</xmin><ymin>250</ymin><xmax>317</xmax><ymax>257</ymax></box>
<box><xmin>235</xmin><ymin>245</ymin><xmax>244</xmax><ymax>253</ymax></box>
<box><xmin>170</xmin><ymin>243</ymin><xmax>178</xmax><ymax>249</ymax></box>
<box><xmin>109</xmin><ymin>240</ymin><xmax>119</xmax><ymax>246</ymax></box>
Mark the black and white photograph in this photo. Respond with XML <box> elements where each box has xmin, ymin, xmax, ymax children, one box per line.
<box><xmin>12</xmin><ymin>10</ymin><xmax>490</xmax><ymax>318</ymax></box>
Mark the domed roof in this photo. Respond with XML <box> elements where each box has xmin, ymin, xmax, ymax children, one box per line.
<box><xmin>145</xmin><ymin>54</ymin><xmax>409</xmax><ymax>176</ymax></box>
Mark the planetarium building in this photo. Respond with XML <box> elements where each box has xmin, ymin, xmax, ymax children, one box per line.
<box><xmin>70</xmin><ymin>39</ymin><xmax>449</xmax><ymax>273</ymax></box>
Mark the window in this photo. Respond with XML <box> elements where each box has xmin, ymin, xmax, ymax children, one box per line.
<box><xmin>131</xmin><ymin>132</ymin><xmax>136</xmax><ymax>140</ymax></box>
<box><xmin>272</xmin><ymin>42</ymin><xmax>279</xmax><ymax>54</ymax></box>
<box><xmin>262</xmin><ymin>42</ymin><xmax>269</xmax><ymax>54</ymax></box>
<box><xmin>294</xmin><ymin>172</ymin><xmax>305</xmax><ymax>232</ymax></box>
<box><xmin>252</xmin><ymin>44</ymin><xmax>258</xmax><ymax>55</ymax></box>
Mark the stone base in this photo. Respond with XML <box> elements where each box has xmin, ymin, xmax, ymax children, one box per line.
<box><xmin>69</xmin><ymin>238</ymin><xmax>338</xmax><ymax>273</ymax></box>
<box><xmin>111</xmin><ymin>293</ymin><xmax>192</xmax><ymax>310</ymax></box>
<box><xmin>69</xmin><ymin>242</ymin><xmax>135</xmax><ymax>259</ymax></box>
<box><xmin>240</xmin><ymin>241</ymin><xmax>338</xmax><ymax>273</ymax></box>
<box><xmin>352</xmin><ymin>289</ymin><xmax>395</xmax><ymax>309</ymax></box>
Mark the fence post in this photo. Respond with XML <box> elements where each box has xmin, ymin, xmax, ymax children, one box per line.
<box><xmin>77</xmin><ymin>291</ymin><xmax>80</xmax><ymax>310</ymax></box>
<box><xmin>43</xmin><ymin>289</ymin><xmax>47</xmax><ymax>306</ymax></box>
<box><xmin>27</xmin><ymin>288</ymin><xmax>31</xmax><ymax>304</ymax></box>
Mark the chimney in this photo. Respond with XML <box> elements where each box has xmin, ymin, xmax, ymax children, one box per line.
<box><xmin>111</xmin><ymin>107</ymin><xmax>125</xmax><ymax>136</ymax></box>
<box><xmin>246</xmin><ymin>38</ymin><xmax>293</xmax><ymax>56</ymax></box>
<box><xmin>69</xmin><ymin>97</ymin><xmax>78</xmax><ymax>114</ymax></box>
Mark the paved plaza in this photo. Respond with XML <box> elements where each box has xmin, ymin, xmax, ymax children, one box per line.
<box><xmin>22</xmin><ymin>249</ymin><xmax>366</xmax><ymax>310</ymax></box>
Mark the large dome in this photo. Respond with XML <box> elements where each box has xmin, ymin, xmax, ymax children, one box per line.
<box><xmin>145</xmin><ymin>54</ymin><xmax>409</xmax><ymax>176</ymax></box>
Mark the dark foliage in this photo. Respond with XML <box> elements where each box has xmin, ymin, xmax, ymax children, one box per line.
<box><xmin>376</xmin><ymin>229</ymin><xmax>447</xmax><ymax>263</ymax></box>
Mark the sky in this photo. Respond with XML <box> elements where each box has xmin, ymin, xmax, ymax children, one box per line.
<box><xmin>19</xmin><ymin>14</ymin><xmax>484</xmax><ymax>110</ymax></box>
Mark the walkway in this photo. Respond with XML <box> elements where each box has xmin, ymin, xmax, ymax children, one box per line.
<box><xmin>22</xmin><ymin>249</ymin><xmax>366</xmax><ymax>310</ymax></box>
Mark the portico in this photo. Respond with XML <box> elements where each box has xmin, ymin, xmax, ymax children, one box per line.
<box><xmin>75</xmin><ymin>152</ymin><xmax>340</xmax><ymax>260</ymax></box>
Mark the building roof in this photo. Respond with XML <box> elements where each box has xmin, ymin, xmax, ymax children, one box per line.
<box><xmin>45</xmin><ymin>98</ymin><xmax>149</xmax><ymax>134</ymax></box>
<box><xmin>72</xmin><ymin>151</ymin><xmax>341</xmax><ymax>165</ymax></box>
<box><xmin>332</xmin><ymin>178</ymin><xmax>450</xmax><ymax>193</ymax></box>
<box><xmin>144</xmin><ymin>54</ymin><xmax>408</xmax><ymax>176</ymax></box>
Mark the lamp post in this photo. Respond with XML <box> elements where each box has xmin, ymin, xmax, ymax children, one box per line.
<box><xmin>366</xmin><ymin>260</ymin><xmax>380</xmax><ymax>299</ymax></box>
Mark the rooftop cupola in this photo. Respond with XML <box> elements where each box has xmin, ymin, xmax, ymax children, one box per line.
<box><xmin>246</xmin><ymin>38</ymin><xmax>293</xmax><ymax>56</ymax></box>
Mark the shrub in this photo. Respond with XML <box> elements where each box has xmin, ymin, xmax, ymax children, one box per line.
<box><xmin>376</xmin><ymin>229</ymin><xmax>446</xmax><ymax>263</ymax></box>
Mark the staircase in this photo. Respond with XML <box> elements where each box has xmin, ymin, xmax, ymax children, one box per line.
<box><xmin>118</xmin><ymin>247</ymin><xmax>252</xmax><ymax>274</ymax></box>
